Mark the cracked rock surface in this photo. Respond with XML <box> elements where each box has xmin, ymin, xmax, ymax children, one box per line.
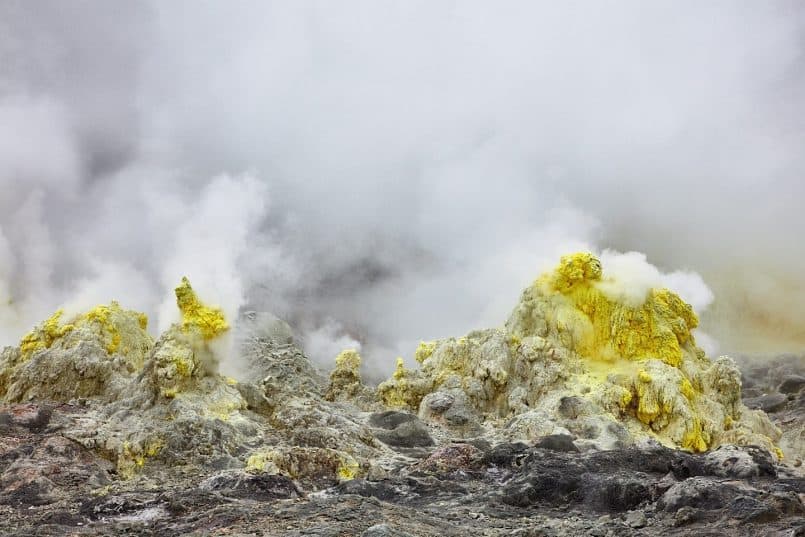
<box><xmin>0</xmin><ymin>266</ymin><xmax>802</xmax><ymax>536</ymax></box>
<box><xmin>0</xmin><ymin>400</ymin><xmax>802</xmax><ymax>536</ymax></box>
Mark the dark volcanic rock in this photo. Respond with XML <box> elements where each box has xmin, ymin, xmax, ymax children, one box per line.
<box><xmin>200</xmin><ymin>470</ymin><xmax>301</xmax><ymax>500</ymax></box>
<box><xmin>534</xmin><ymin>434</ymin><xmax>579</xmax><ymax>452</ymax></box>
<box><xmin>729</xmin><ymin>495</ymin><xmax>780</xmax><ymax>523</ymax></box>
<box><xmin>658</xmin><ymin>477</ymin><xmax>741</xmax><ymax>512</ymax></box>
<box><xmin>0</xmin><ymin>409</ymin><xmax>112</xmax><ymax>508</ymax></box>
<box><xmin>1</xmin><ymin>475</ymin><xmax>57</xmax><ymax>506</ymax></box>
<box><xmin>80</xmin><ymin>492</ymin><xmax>160</xmax><ymax>520</ymax></box>
<box><xmin>335</xmin><ymin>478</ymin><xmax>408</xmax><ymax>502</ymax></box>
<box><xmin>557</xmin><ymin>396</ymin><xmax>587</xmax><ymax>419</ymax></box>
<box><xmin>362</xmin><ymin>523</ymin><xmax>414</xmax><ymax>536</ymax></box>
<box><xmin>481</xmin><ymin>441</ymin><xmax>529</xmax><ymax>466</ymax></box>
<box><xmin>414</xmin><ymin>443</ymin><xmax>482</xmax><ymax>473</ymax></box>
<box><xmin>494</xmin><ymin>442</ymin><xmax>797</xmax><ymax>523</ymax></box>
<box><xmin>744</xmin><ymin>392</ymin><xmax>789</xmax><ymax>413</ymax></box>
<box><xmin>500</xmin><ymin>465</ymin><xmax>650</xmax><ymax>511</ymax></box>
<box><xmin>703</xmin><ymin>444</ymin><xmax>777</xmax><ymax>478</ymax></box>
<box><xmin>582</xmin><ymin>472</ymin><xmax>651</xmax><ymax>511</ymax></box>
<box><xmin>779</xmin><ymin>375</ymin><xmax>805</xmax><ymax>395</ymax></box>
<box><xmin>0</xmin><ymin>414</ymin><xmax>803</xmax><ymax>537</ymax></box>
<box><xmin>370</xmin><ymin>411</ymin><xmax>434</xmax><ymax>448</ymax></box>
<box><xmin>500</xmin><ymin>463</ymin><xmax>584</xmax><ymax>507</ymax></box>
<box><xmin>369</xmin><ymin>410</ymin><xmax>419</xmax><ymax>430</ymax></box>
<box><xmin>0</xmin><ymin>404</ymin><xmax>52</xmax><ymax>433</ymax></box>
<box><xmin>0</xmin><ymin>363</ymin><xmax>800</xmax><ymax>537</ymax></box>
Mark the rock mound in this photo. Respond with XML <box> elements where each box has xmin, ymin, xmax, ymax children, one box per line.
<box><xmin>378</xmin><ymin>252</ymin><xmax>784</xmax><ymax>457</ymax></box>
<box><xmin>0</xmin><ymin>302</ymin><xmax>152</xmax><ymax>402</ymax></box>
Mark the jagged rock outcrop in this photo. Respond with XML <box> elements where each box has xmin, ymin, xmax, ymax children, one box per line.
<box><xmin>737</xmin><ymin>353</ymin><xmax>805</xmax><ymax>467</ymax></box>
<box><xmin>378</xmin><ymin>252</ymin><xmax>785</xmax><ymax>458</ymax></box>
<box><xmin>70</xmin><ymin>280</ymin><xmax>381</xmax><ymax>481</ymax></box>
<box><xmin>0</xmin><ymin>278</ymin><xmax>383</xmax><ymax>483</ymax></box>
<box><xmin>0</xmin><ymin>254</ymin><xmax>801</xmax><ymax>536</ymax></box>
<box><xmin>0</xmin><ymin>302</ymin><xmax>153</xmax><ymax>403</ymax></box>
<box><xmin>325</xmin><ymin>349</ymin><xmax>376</xmax><ymax>408</ymax></box>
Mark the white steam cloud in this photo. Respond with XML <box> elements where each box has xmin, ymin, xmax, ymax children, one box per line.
<box><xmin>0</xmin><ymin>1</ymin><xmax>803</xmax><ymax>374</ymax></box>
<box><xmin>597</xmin><ymin>250</ymin><xmax>714</xmax><ymax>312</ymax></box>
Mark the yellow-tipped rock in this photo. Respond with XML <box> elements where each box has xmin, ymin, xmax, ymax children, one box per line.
<box><xmin>175</xmin><ymin>277</ymin><xmax>229</xmax><ymax>340</ymax></box>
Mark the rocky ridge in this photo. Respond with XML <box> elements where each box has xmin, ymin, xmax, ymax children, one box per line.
<box><xmin>0</xmin><ymin>254</ymin><xmax>801</xmax><ymax>536</ymax></box>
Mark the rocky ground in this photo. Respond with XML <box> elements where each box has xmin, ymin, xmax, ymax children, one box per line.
<box><xmin>0</xmin><ymin>355</ymin><xmax>802</xmax><ymax>537</ymax></box>
<box><xmin>0</xmin><ymin>261</ymin><xmax>802</xmax><ymax>537</ymax></box>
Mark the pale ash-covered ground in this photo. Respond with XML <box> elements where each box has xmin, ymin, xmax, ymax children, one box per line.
<box><xmin>0</xmin><ymin>254</ymin><xmax>801</xmax><ymax>536</ymax></box>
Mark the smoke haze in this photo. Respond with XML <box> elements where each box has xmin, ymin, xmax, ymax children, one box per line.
<box><xmin>1</xmin><ymin>1</ymin><xmax>804</xmax><ymax>374</ymax></box>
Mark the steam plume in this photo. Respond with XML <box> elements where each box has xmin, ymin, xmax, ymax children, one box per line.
<box><xmin>1</xmin><ymin>1</ymin><xmax>803</xmax><ymax>373</ymax></box>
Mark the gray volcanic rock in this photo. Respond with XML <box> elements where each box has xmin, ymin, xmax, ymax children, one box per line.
<box><xmin>370</xmin><ymin>411</ymin><xmax>434</xmax><ymax>448</ymax></box>
<box><xmin>362</xmin><ymin>524</ymin><xmax>414</xmax><ymax>537</ymax></box>
<box><xmin>199</xmin><ymin>470</ymin><xmax>301</xmax><ymax>500</ymax></box>
<box><xmin>0</xmin><ymin>304</ymin><xmax>152</xmax><ymax>404</ymax></box>
<box><xmin>736</xmin><ymin>353</ymin><xmax>805</xmax><ymax>468</ymax></box>
<box><xmin>534</xmin><ymin>433</ymin><xmax>579</xmax><ymax>452</ymax></box>
<box><xmin>779</xmin><ymin>375</ymin><xmax>805</xmax><ymax>395</ymax></box>
<box><xmin>0</xmin><ymin>298</ymin><xmax>802</xmax><ymax>536</ymax></box>
<box><xmin>703</xmin><ymin>444</ymin><xmax>777</xmax><ymax>478</ymax></box>
<box><xmin>744</xmin><ymin>392</ymin><xmax>789</xmax><ymax>413</ymax></box>
<box><xmin>658</xmin><ymin>477</ymin><xmax>741</xmax><ymax>512</ymax></box>
<box><xmin>0</xmin><ymin>403</ymin><xmax>802</xmax><ymax>536</ymax></box>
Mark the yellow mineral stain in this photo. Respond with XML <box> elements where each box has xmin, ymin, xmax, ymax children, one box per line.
<box><xmin>118</xmin><ymin>438</ymin><xmax>164</xmax><ymax>479</ymax></box>
<box><xmin>680</xmin><ymin>418</ymin><xmax>709</xmax><ymax>453</ymax></box>
<box><xmin>679</xmin><ymin>378</ymin><xmax>696</xmax><ymax>401</ymax></box>
<box><xmin>19</xmin><ymin>310</ymin><xmax>74</xmax><ymax>361</ymax></box>
<box><xmin>80</xmin><ymin>303</ymin><xmax>124</xmax><ymax>355</ymax></box>
<box><xmin>414</xmin><ymin>340</ymin><xmax>437</xmax><ymax>364</ymax></box>
<box><xmin>377</xmin><ymin>252</ymin><xmax>785</xmax><ymax>457</ymax></box>
<box><xmin>19</xmin><ymin>301</ymin><xmax>151</xmax><ymax>363</ymax></box>
<box><xmin>137</xmin><ymin>313</ymin><xmax>149</xmax><ymax>330</ymax></box>
<box><xmin>337</xmin><ymin>454</ymin><xmax>360</xmax><ymax>480</ymax></box>
<box><xmin>246</xmin><ymin>450</ymin><xmax>277</xmax><ymax>473</ymax></box>
<box><xmin>334</xmin><ymin>348</ymin><xmax>361</xmax><ymax>372</ymax></box>
<box><xmin>537</xmin><ymin>252</ymin><xmax>698</xmax><ymax>368</ymax></box>
<box><xmin>392</xmin><ymin>357</ymin><xmax>406</xmax><ymax>380</ymax></box>
<box><xmin>533</xmin><ymin>253</ymin><xmax>717</xmax><ymax>452</ymax></box>
<box><xmin>175</xmin><ymin>277</ymin><xmax>229</xmax><ymax>340</ymax></box>
<box><xmin>378</xmin><ymin>357</ymin><xmax>425</xmax><ymax>409</ymax></box>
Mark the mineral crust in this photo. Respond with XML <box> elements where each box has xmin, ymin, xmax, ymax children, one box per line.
<box><xmin>378</xmin><ymin>252</ymin><xmax>786</xmax><ymax>458</ymax></box>
<box><xmin>0</xmin><ymin>259</ymin><xmax>801</xmax><ymax>536</ymax></box>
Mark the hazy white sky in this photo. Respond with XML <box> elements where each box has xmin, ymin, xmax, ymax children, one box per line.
<box><xmin>0</xmin><ymin>1</ymin><xmax>803</xmax><ymax>370</ymax></box>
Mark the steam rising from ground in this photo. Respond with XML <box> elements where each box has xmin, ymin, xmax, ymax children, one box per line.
<box><xmin>0</xmin><ymin>1</ymin><xmax>803</xmax><ymax>372</ymax></box>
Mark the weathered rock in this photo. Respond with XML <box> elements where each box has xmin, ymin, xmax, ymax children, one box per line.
<box><xmin>80</xmin><ymin>492</ymin><xmax>162</xmax><ymax>520</ymax></box>
<box><xmin>414</xmin><ymin>443</ymin><xmax>482</xmax><ymax>473</ymax></box>
<box><xmin>744</xmin><ymin>393</ymin><xmax>789</xmax><ymax>413</ymax></box>
<box><xmin>735</xmin><ymin>354</ymin><xmax>805</xmax><ymax>466</ymax></box>
<box><xmin>419</xmin><ymin>389</ymin><xmax>482</xmax><ymax>434</ymax></box>
<box><xmin>0</xmin><ymin>303</ymin><xmax>152</xmax><ymax>403</ymax></box>
<box><xmin>325</xmin><ymin>349</ymin><xmax>375</xmax><ymax>406</ymax></box>
<box><xmin>370</xmin><ymin>411</ymin><xmax>434</xmax><ymax>448</ymax></box>
<box><xmin>236</xmin><ymin>311</ymin><xmax>325</xmax><ymax>394</ymax></box>
<box><xmin>245</xmin><ymin>445</ymin><xmax>361</xmax><ymax>484</ymax></box>
<box><xmin>0</xmin><ymin>403</ymin><xmax>52</xmax><ymax>432</ymax></box>
<box><xmin>0</xmin><ymin>260</ymin><xmax>801</xmax><ymax>536</ymax></box>
<box><xmin>703</xmin><ymin>444</ymin><xmax>777</xmax><ymax>478</ymax></box>
<box><xmin>200</xmin><ymin>470</ymin><xmax>300</xmax><ymax>500</ymax></box>
<box><xmin>362</xmin><ymin>524</ymin><xmax>414</xmax><ymax>537</ymax></box>
<box><xmin>0</xmin><ymin>403</ymin><xmax>801</xmax><ymax>536</ymax></box>
<box><xmin>779</xmin><ymin>375</ymin><xmax>805</xmax><ymax>395</ymax></box>
<box><xmin>481</xmin><ymin>441</ymin><xmax>529</xmax><ymax>467</ymax></box>
<box><xmin>535</xmin><ymin>434</ymin><xmax>579</xmax><ymax>452</ymax></box>
<box><xmin>0</xmin><ymin>406</ymin><xmax>112</xmax><ymax>510</ymax></box>
<box><xmin>624</xmin><ymin>510</ymin><xmax>647</xmax><ymax>528</ymax></box>
<box><xmin>658</xmin><ymin>477</ymin><xmax>740</xmax><ymax>512</ymax></box>
<box><xmin>377</xmin><ymin>253</ymin><xmax>783</xmax><ymax>458</ymax></box>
